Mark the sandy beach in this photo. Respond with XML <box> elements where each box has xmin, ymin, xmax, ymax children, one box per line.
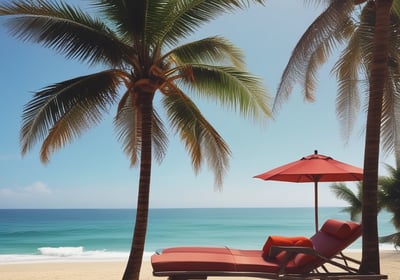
<box><xmin>0</xmin><ymin>251</ymin><xmax>398</xmax><ymax>280</ymax></box>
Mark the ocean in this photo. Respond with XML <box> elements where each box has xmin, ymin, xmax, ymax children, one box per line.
<box><xmin>0</xmin><ymin>207</ymin><xmax>396</xmax><ymax>264</ymax></box>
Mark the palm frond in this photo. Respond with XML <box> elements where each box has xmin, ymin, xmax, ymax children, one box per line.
<box><xmin>380</xmin><ymin>74</ymin><xmax>400</xmax><ymax>157</ymax></box>
<box><xmin>0</xmin><ymin>0</ymin><xmax>131</xmax><ymax>66</ymax></box>
<box><xmin>114</xmin><ymin>91</ymin><xmax>141</xmax><ymax>166</ymax></box>
<box><xmin>151</xmin><ymin>110</ymin><xmax>169</xmax><ymax>164</ymax></box>
<box><xmin>379</xmin><ymin>164</ymin><xmax>400</xmax><ymax>230</ymax></box>
<box><xmin>379</xmin><ymin>232</ymin><xmax>400</xmax><ymax>248</ymax></box>
<box><xmin>358</xmin><ymin>1</ymin><xmax>375</xmax><ymax>63</ymax></box>
<box><xmin>153</xmin><ymin>0</ymin><xmax>265</xmax><ymax>47</ymax></box>
<box><xmin>93</xmin><ymin>0</ymin><xmax>147</xmax><ymax>41</ymax></box>
<box><xmin>20</xmin><ymin>70</ymin><xmax>122</xmax><ymax>162</ymax></box>
<box><xmin>303</xmin><ymin>43</ymin><xmax>327</xmax><ymax>101</ymax></box>
<box><xmin>330</xmin><ymin>182</ymin><xmax>362</xmax><ymax>221</ymax></box>
<box><xmin>333</xmin><ymin>27</ymin><xmax>363</xmax><ymax>141</ymax></box>
<box><xmin>178</xmin><ymin>64</ymin><xmax>271</xmax><ymax>122</ymax></box>
<box><xmin>166</xmin><ymin>36</ymin><xmax>246</xmax><ymax>69</ymax></box>
<box><xmin>304</xmin><ymin>18</ymin><xmax>351</xmax><ymax>100</ymax></box>
<box><xmin>163</xmin><ymin>92</ymin><xmax>231</xmax><ymax>187</ymax></box>
<box><xmin>392</xmin><ymin>0</ymin><xmax>400</xmax><ymax>17</ymax></box>
<box><xmin>274</xmin><ymin>0</ymin><xmax>354</xmax><ymax>113</ymax></box>
<box><xmin>114</xmin><ymin>93</ymin><xmax>168</xmax><ymax>166</ymax></box>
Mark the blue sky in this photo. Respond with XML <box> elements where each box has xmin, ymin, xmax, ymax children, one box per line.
<box><xmin>0</xmin><ymin>1</ymin><xmax>395</xmax><ymax>209</ymax></box>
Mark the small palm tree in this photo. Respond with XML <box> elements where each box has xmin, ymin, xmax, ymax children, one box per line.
<box><xmin>378</xmin><ymin>163</ymin><xmax>400</xmax><ymax>247</ymax></box>
<box><xmin>331</xmin><ymin>181</ymin><xmax>386</xmax><ymax>220</ymax></box>
<box><xmin>331</xmin><ymin>168</ymin><xmax>400</xmax><ymax>248</ymax></box>
<box><xmin>331</xmin><ymin>182</ymin><xmax>363</xmax><ymax>221</ymax></box>
<box><xmin>0</xmin><ymin>0</ymin><xmax>270</xmax><ymax>279</ymax></box>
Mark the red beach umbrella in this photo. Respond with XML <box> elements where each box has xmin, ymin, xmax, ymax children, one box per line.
<box><xmin>254</xmin><ymin>150</ymin><xmax>363</xmax><ymax>232</ymax></box>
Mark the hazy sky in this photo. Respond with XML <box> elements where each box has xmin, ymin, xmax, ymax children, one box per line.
<box><xmin>0</xmin><ymin>1</ymin><xmax>394</xmax><ymax>209</ymax></box>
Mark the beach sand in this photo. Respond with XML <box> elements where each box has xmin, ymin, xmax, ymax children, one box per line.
<box><xmin>0</xmin><ymin>251</ymin><xmax>398</xmax><ymax>280</ymax></box>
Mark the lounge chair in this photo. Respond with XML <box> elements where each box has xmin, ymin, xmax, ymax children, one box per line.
<box><xmin>151</xmin><ymin>219</ymin><xmax>388</xmax><ymax>279</ymax></box>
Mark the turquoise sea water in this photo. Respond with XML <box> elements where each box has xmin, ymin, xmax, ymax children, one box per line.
<box><xmin>0</xmin><ymin>208</ymin><xmax>396</xmax><ymax>263</ymax></box>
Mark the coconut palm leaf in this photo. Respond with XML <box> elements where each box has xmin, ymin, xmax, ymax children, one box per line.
<box><xmin>274</xmin><ymin>0</ymin><xmax>354</xmax><ymax>111</ymax></box>
<box><xmin>114</xmin><ymin>94</ymin><xmax>168</xmax><ymax>166</ymax></box>
<box><xmin>379</xmin><ymin>163</ymin><xmax>400</xmax><ymax>229</ymax></box>
<box><xmin>0</xmin><ymin>0</ymin><xmax>130</xmax><ymax>66</ymax></box>
<box><xmin>331</xmin><ymin>182</ymin><xmax>362</xmax><ymax>221</ymax></box>
<box><xmin>154</xmin><ymin>0</ymin><xmax>264</xmax><ymax>46</ymax></box>
<box><xmin>20</xmin><ymin>70</ymin><xmax>122</xmax><ymax>161</ymax></box>
<box><xmin>163</xmin><ymin>92</ymin><xmax>230</xmax><ymax>187</ymax></box>
<box><xmin>167</xmin><ymin>36</ymin><xmax>246</xmax><ymax>69</ymax></box>
<box><xmin>379</xmin><ymin>232</ymin><xmax>400</xmax><ymax>248</ymax></box>
<box><xmin>180</xmin><ymin>65</ymin><xmax>271</xmax><ymax>120</ymax></box>
<box><xmin>332</xmin><ymin>21</ymin><xmax>363</xmax><ymax>140</ymax></box>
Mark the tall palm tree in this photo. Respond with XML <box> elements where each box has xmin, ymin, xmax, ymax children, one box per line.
<box><xmin>0</xmin><ymin>0</ymin><xmax>270</xmax><ymax>279</ymax></box>
<box><xmin>273</xmin><ymin>0</ymin><xmax>394</xmax><ymax>274</ymax></box>
<box><xmin>356</xmin><ymin>0</ymin><xmax>391</xmax><ymax>273</ymax></box>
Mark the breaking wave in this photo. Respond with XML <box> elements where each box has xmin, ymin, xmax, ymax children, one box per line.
<box><xmin>0</xmin><ymin>246</ymin><xmax>154</xmax><ymax>264</ymax></box>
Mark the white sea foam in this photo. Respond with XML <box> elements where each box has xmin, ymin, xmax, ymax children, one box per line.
<box><xmin>344</xmin><ymin>242</ymin><xmax>397</xmax><ymax>253</ymax></box>
<box><xmin>379</xmin><ymin>242</ymin><xmax>398</xmax><ymax>251</ymax></box>
<box><xmin>0</xmin><ymin>246</ymin><xmax>152</xmax><ymax>264</ymax></box>
<box><xmin>38</xmin><ymin>246</ymin><xmax>85</xmax><ymax>257</ymax></box>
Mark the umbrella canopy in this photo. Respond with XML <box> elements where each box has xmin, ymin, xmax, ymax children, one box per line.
<box><xmin>254</xmin><ymin>150</ymin><xmax>363</xmax><ymax>231</ymax></box>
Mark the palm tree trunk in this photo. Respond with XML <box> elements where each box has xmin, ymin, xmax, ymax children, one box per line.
<box><xmin>123</xmin><ymin>90</ymin><xmax>154</xmax><ymax>280</ymax></box>
<box><xmin>360</xmin><ymin>0</ymin><xmax>392</xmax><ymax>274</ymax></box>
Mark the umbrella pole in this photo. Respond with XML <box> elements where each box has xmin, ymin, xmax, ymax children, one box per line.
<box><xmin>314</xmin><ymin>181</ymin><xmax>318</xmax><ymax>232</ymax></box>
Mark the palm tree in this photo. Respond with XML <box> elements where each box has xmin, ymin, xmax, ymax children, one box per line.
<box><xmin>358</xmin><ymin>1</ymin><xmax>391</xmax><ymax>273</ymax></box>
<box><xmin>331</xmin><ymin>181</ymin><xmax>386</xmax><ymax>221</ymax></box>
<box><xmin>273</xmin><ymin>0</ymin><xmax>394</xmax><ymax>274</ymax></box>
<box><xmin>331</xmin><ymin>182</ymin><xmax>363</xmax><ymax>221</ymax></box>
<box><xmin>0</xmin><ymin>0</ymin><xmax>270</xmax><ymax>279</ymax></box>
<box><xmin>331</xmin><ymin>165</ymin><xmax>400</xmax><ymax>248</ymax></box>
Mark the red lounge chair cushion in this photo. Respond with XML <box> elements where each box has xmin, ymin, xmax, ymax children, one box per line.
<box><xmin>320</xmin><ymin>219</ymin><xmax>352</xmax><ymax>239</ymax></box>
<box><xmin>231</xmin><ymin>249</ymin><xmax>288</xmax><ymax>273</ymax></box>
<box><xmin>262</xmin><ymin>236</ymin><xmax>313</xmax><ymax>261</ymax></box>
<box><xmin>293</xmin><ymin>247</ymin><xmax>317</xmax><ymax>267</ymax></box>
<box><xmin>263</xmin><ymin>236</ymin><xmax>306</xmax><ymax>253</ymax></box>
<box><xmin>151</xmin><ymin>247</ymin><xmax>285</xmax><ymax>273</ymax></box>
<box><xmin>151</xmin><ymin>247</ymin><xmax>239</xmax><ymax>272</ymax></box>
<box><xmin>294</xmin><ymin>251</ymin><xmax>317</xmax><ymax>267</ymax></box>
